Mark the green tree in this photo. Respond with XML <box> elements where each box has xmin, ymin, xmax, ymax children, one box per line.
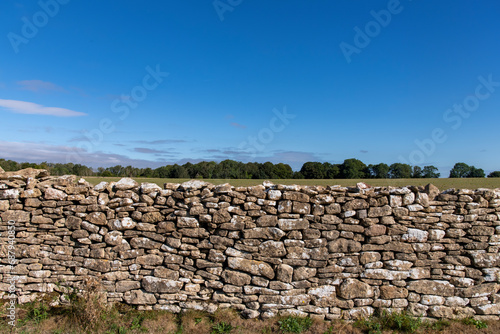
<box><xmin>412</xmin><ymin>166</ymin><xmax>423</xmax><ymax>178</ymax></box>
<box><xmin>292</xmin><ymin>171</ymin><xmax>304</xmax><ymax>179</ymax></box>
<box><xmin>389</xmin><ymin>163</ymin><xmax>412</xmax><ymax>179</ymax></box>
<box><xmin>488</xmin><ymin>171</ymin><xmax>500</xmax><ymax>177</ymax></box>
<box><xmin>300</xmin><ymin>162</ymin><xmax>325</xmax><ymax>179</ymax></box>
<box><xmin>273</xmin><ymin>163</ymin><xmax>293</xmax><ymax>179</ymax></box>
<box><xmin>323</xmin><ymin>163</ymin><xmax>340</xmax><ymax>179</ymax></box>
<box><xmin>170</xmin><ymin>164</ymin><xmax>189</xmax><ymax>178</ymax></box>
<box><xmin>469</xmin><ymin>166</ymin><xmax>485</xmax><ymax>178</ymax></box>
<box><xmin>368</xmin><ymin>163</ymin><xmax>389</xmax><ymax>178</ymax></box>
<box><xmin>449</xmin><ymin>163</ymin><xmax>485</xmax><ymax>178</ymax></box>
<box><xmin>341</xmin><ymin>158</ymin><xmax>367</xmax><ymax>179</ymax></box>
<box><xmin>422</xmin><ymin>165</ymin><xmax>440</xmax><ymax>178</ymax></box>
<box><xmin>153</xmin><ymin>165</ymin><xmax>172</xmax><ymax>178</ymax></box>
<box><xmin>449</xmin><ymin>162</ymin><xmax>471</xmax><ymax>178</ymax></box>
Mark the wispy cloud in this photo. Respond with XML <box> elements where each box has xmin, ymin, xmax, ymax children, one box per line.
<box><xmin>0</xmin><ymin>99</ymin><xmax>86</xmax><ymax>117</ymax></box>
<box><xmin>199</xmin><ymin>148</ymin><xmax>319</xmax><ymax>170</ymax></box>
<box><xmin>135</xmin><ymin>139</ymin><xmax>188</xmax><ymax>144</ymax></box>
<box><xmin>17</xmin><ymin>80</ymin><xmax>65</xmax><ymax>93</ymax></box>
<box><xmin>360</xmin><ymin>150</ymin><xmax>368</xmax><ymax>153</ymax></box>
<box><xmin>0</xmin><ymin>141</ymin><xmax>168</xmax><ymax>168</ymax></box>
<box><xmin>230</xmin><ymin>122</ymin><xmax>247</xmax><ymax>129</ymax></box>
<box><xmin>133</xmin><ymin>147</ymin><xmax>171</xmax><ymax>154</ymax></box>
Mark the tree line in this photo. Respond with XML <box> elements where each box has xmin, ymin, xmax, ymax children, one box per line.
<box><xmin>1</xmin><ymin>158</ymin><xmax>498</xmax><ymax>179</ymax></box>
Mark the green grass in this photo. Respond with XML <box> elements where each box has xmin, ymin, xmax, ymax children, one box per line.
<box><xmin>84</xmin><ymin>176</ymin><xmax>500</xmax><ymax>190</ymax></box>
<box><xmin>461</xmin><ymin>317</ymin><xmax>488</xmax><ymax>329</ymax></box>
<box><xmin>354</xmin><ymin>311</ymin><xmax>422</xmax><ymax>334</ymax></box>
<box><xmin>0</xmin><ymin>300</ymin><xmax>495</xmax><ymax>334</ymax></box>
<box><xmin>211</xmin><ymin>321</ymin><xmax>234</xmax><ymax>334</ymax></box>
<box><xmin>278</xmin><ymin>316</ymin><xmax>313</xmax><ymax>333</ymax></box>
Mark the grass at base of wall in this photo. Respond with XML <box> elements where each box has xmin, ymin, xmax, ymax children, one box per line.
<box><xmin>84</xmin><ymin>177</ymin><xmax>500</xmax><ymax>190</ymax></box>
<box><xmin>1</xmin><ymin>300</ymin><xmax>497</xmax><ymax>334</ymax></box>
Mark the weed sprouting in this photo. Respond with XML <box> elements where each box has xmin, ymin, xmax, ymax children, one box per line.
<box><xmin>278</xmin><ymin>315</ymin><xmax>313</xmax><ymax>334</ymax></box>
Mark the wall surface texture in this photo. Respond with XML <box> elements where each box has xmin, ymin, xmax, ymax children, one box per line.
<box><xmin>1</xmin><ymin>171</ymin><xmax>500</xmax><ymax>320</ymax></box>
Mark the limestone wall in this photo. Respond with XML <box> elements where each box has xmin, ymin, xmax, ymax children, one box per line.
<box><xmin>0</xmin><ymin>172</ymin><xmax>499</xmax><ymax>320</ymax></box>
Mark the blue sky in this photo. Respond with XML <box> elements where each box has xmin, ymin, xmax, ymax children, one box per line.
<box><xmin>1</xmin><ymin>0</ymin><xmax>500</xmax><ymax>175</ymax></box>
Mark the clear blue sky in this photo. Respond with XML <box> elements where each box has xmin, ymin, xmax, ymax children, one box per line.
<box><xmin>1</xmin><ymin>0</ymin><xmax>500</xmax><ymax>175</ymax></box>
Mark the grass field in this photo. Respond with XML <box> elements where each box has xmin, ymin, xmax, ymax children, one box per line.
<box><xmin>84</xmin><ymin>177</ymin><xmax>500</xmax><ymax>190</ymax></box>
<box><xmin>2</xmin><ymin>300</ymin><xmax>497</xmax><ymax>334</ymax></box>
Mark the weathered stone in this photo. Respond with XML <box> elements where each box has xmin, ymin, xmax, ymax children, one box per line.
<box><xmin>282</xmin><ymin>191</ymin><xmax>309</xmax><ymax>202</ymax></box>
<box><xmin>328</xmin><ymin>239</ymin><xmax>361</xmax><ymax>253</ymax></box>
<box><xmin>308</xmin><ymin>285</ymin><xmax>337</xmax><ymax>307</ymax></box>
<box><xmin>243</xmin><ymin>227</ymin><xmax>286</xmax><ymax>240</ymax></box>
<box><xmin>153</xmin><ymin>267</ymin><xmax>179</xmax><ymax>280</ymax></box>
<box><xmin>86</xmin><ymin>212</ymin><xmax>107</xmax><ymax>225</ymax></box>
<box><xmin>130</xmin><ymin>237</ymin><xmax>162</xmax><ymax>249</ymax></box>
<box><xmin>142</xmin><ymin>276</ymin><xmax>183</xmax><ymax>293</ymax></box>
<box><xmin>221</xmin><ymin>270</ymin><xmax>251</xmax><ymax>286</ymax></box>
<box><xmin>339</xmin><ymin>279</ymin><xmax>374</xmax><ymax>299</ymax></box>
<box><xmin>402</xmin><ymin>228</ymin><xmax>428</xmax><ymax>243</ymax></box>
<box><xmin>110</xmin><ymin>217</ymin><xmax>137</xmax><ymax>230</ymax></box>
<box><xmin>227</xmin><ymin>257</ymin><xmax>275</xmax><ymax>279</ymax></box>
<box><xmin>66</xmin><ymin>216</ymin><xmax>82</xmax><ymax>229</ymax></box>
<box><xmin>44</xmin><ymin>187</ymin><xmax>68</xmax><ymax>200</ymax></box>
<box><xmin>0</xmin><ymin>189</ymin><xmax>20</xmax><ymax>200</ymax></box>
<box><xmin>459</xmin><ymin>283</ymin><xmax>499</xmax><ymax>298</ymax></box>
<box><xmin>368</xmin><ymin>205</ymin><xmax>392</xmax><ymax>217</ymax></box>
<box><xmin>276</xmin><ymin>264</ymin><xmax>293</xmax><ymax>283</ymax></box>
<box><xmin>142</xmin><ymin>212</ymin><xmax>163</xmax><ymax>223</ymax></box>
<box><xmin>137</xmin><ymin>254</ymin><xmax>163</xmax><ymax>266</ymax></box>
<box><xmin>117</xmin><ymin>281</ymin><xmax>141</xmax><ymax>292</ymax></box>
<box><xmin>123</xmin><ymin>290</ymin><xmax>157</xmax><ymax>304</ymax></box>
<box><xmin>380</xmin><ymin>286</ymin><xmax>408</xmax><ymax>299</ymax></box>
<box><xmin>0</xmin><ymin>200</ymin><xmax>9</xmax><ymax>211</ymax></box>
<box><xmin>474</xmin><ymin>303</ymin><xmax>500</xmax><ymax>315</ymax></box>
<box><xmin>361</xmin><ymin>269</ymin><xmax>410</xmax><ymax>280</ymax></box>
<box><xmin>293</xmin><ymin>267</ymin><xmax>316</xmax><ymax>281</ymax></box>
<box><xmin>259</xmin><ymin>240</ymin><xmax>286</xmax><ymax>257</ymax></box>
<box><xmin>344</xmin><ymin>199</ymin><xmax>369</xmax><ymax>210</ymax></box>
<box><xmin>115</xmin><ymin>178</ymin><xmax>139</xmax><ymax>190</ymax></box>
<box><xmin>20</xmin><ymin>188</ymin><xmax>42</xmax><ymax>198</ymax></box>
<box><xmin>365</xmin><ymin>225</ymin><xmax>386</xmax><ymax>236</ymax></box>
<box><xmin>104</xmin><ymin>231</ymin><xmax>123</xmax><ymax>246</ymax></box>
<box><xmin>470</xmin><ymin>252</ymin><xmax>500</xmax><ymax>268</ymax></box>
<box><xmin>278</xmin><ymin>219</ymin><xmax>309</xmax><ymax>231</ymax></box>
<box><xmin>407</xmin><ymin>280</ymin><xmax>455</xmax><ymax>297</ymax></box>
<box><xmin>360</xmin><ymin>252</ymin><xmax>381</xmax><ymax>264</ymax></box>
<box><xmin>83</xmin><ymin>259</ymin><xmax>111</xmax><ymax>272</ymax></box>
<box><xmin>1</xmin><ymin>210</ymin><xmax>30</xmax><ymax>222</ymax></box>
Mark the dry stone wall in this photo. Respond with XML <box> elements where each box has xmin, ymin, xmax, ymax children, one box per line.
<box><xmin>1</xmin><ymin>171</ymin><xmax>499</xmax><ymax>320</ymax></box>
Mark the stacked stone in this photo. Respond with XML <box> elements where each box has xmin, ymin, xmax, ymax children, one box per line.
<box><xmin>0</xmin><ymin>172</ymin><xmax>499</xmax><ymax>320</ymax></box>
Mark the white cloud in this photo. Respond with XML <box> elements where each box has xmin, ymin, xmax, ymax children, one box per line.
<box><xmin>0</xmin><ymin>99</ymin><xmax>86</xmax><ymax>117</ymax></box>
<box><xmin>17</xmin><ymin>80</ymin><xmax>65</xmax><ymax>92</ymax></box>
<box><xmin>0</xmin><ymin>141</ymin><xmax>167</xmax><ymax>168</ymax></box>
